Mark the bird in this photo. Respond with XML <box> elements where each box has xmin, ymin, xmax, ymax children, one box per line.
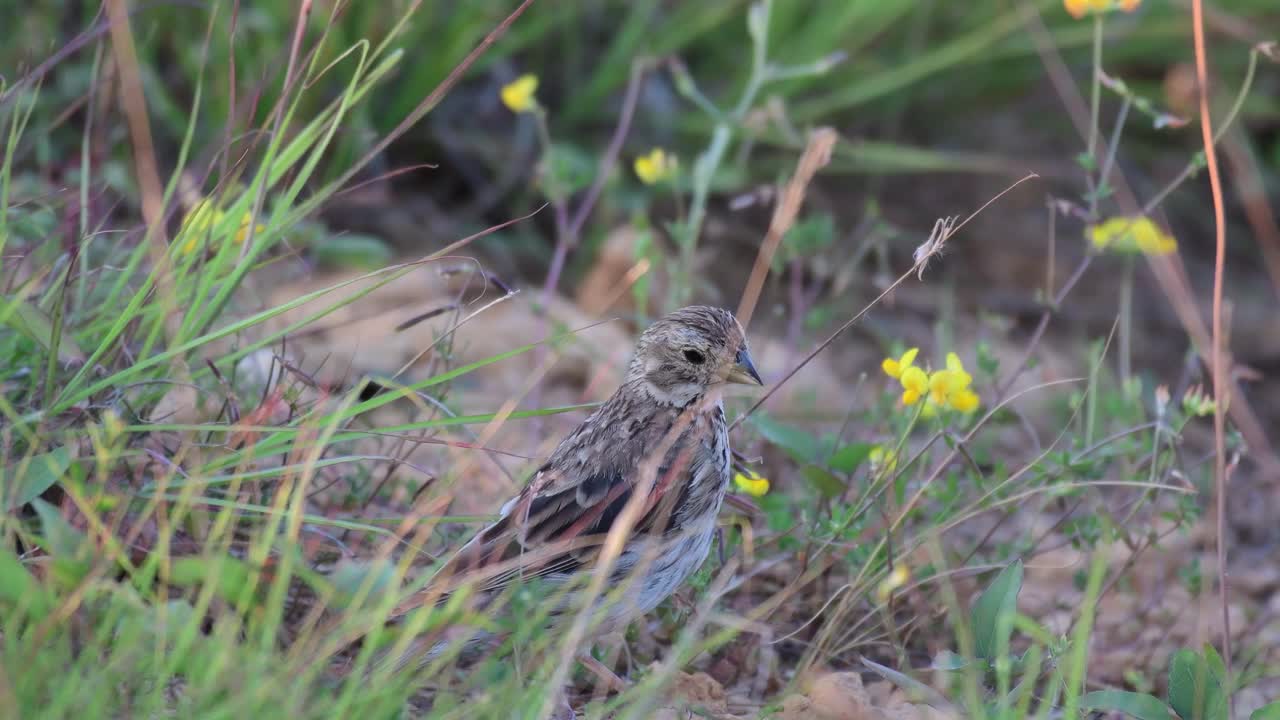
<box><xmin>378</xmin><ymin>305</ymin><xmax>763</xmax><ymax>684</ymax></box>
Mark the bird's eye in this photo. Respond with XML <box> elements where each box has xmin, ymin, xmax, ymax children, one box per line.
<box><xmin>683</xmin><ymin>349</ymin><xmax>706</xmax><ymax>365</ymax></box>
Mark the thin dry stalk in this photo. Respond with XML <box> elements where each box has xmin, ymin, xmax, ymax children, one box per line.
<box><xmin>103</xmin><ymin>0</ymin><xmax>175</xmax><ymax>319</ymax></box>
<box><xmin>99</xmin><ymin>0</ymin><xmax>199</xmax><ymax>424</ymax></box>
<box><xmin>542</xmin><ymin>57</ymin><xmax>649</xmax><ymax>310</ymax></box>
<box><xmin>1191</xmin><ymin>0</ymin><xmax>1233</xmax><ymax>698</ymax></box>
<box><xmin>735</xmin><ymin>127</ymin><xmax>838</xmax><ymax>328</ymax></box>
<box><xmin>732</xmin><ymin>173</ymin><xmax>1038</xmax><ymax>431</ymax></box>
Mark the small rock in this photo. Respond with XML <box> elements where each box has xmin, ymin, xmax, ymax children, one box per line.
<box><xmin>865</xmin><ymin>680</ymin><xmax>896</xmax><ymax>706</ymax></box>
<box><xmin>671</xmin><ymin>671</ymin><xmax>727</xmax><ymax>714</ymax></box>
<box><xmin>707</xmin><ymin>634</ymin><xmax>756</xmax><ymax>689</ymax></box>
<box><xmin>808</xmin><ymin>671</ymin><xmax>876</xmax><ymax>720</ymax></box>
<box><xmin>777</xmin><ymin>694</ymin><xmax>818</xmax><ymax>720</ymax></box>
<box><xmin>148</xmin><ymin>384</ymin><xmax>204</xmax><ymax>425</ymax></box>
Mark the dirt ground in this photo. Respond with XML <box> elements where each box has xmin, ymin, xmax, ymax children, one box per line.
<box><xmin>155</xmin><ymin>70</ymin><xmax>1280</xmax><ymax>709</ymax></box>
<box><xmin>151</xmin><ymin>210</ymin><xmax>1280</xmax><ymax>715</ymax></box>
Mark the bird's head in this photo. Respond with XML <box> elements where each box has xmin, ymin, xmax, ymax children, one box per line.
<box><xmin>626</xmin><ymin>305</ymin><xmax>762</xmax><ymax>407</ymax></box>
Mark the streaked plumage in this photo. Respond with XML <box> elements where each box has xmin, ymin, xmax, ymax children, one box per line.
<box><xmin>386</xmin><ymin>305</ymin><xmax>761</xmax><ymax>667</ymax></box>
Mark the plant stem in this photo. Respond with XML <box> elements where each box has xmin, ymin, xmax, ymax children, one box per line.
<box><xmin>675</xmin><ymin>0</ymin><xmax>772</xmax><ymax>307</ymax></box>
<box><xmin>1087</xmin><ymin>14</ymin><xmax>1102</xmax><ymax>165</ymax></box>
<box><xmin>679</xmin><ymin>123</ymin><xmax>734</xmax><ymax>304</ymax></box>
<box><xmin>1141</xmin><ymin>43</ymin><xmax>1263</xmax><ymax>215</ymax></box>
<box><xmin>1192</xmin><ymin>0</ymin><xmax>1233</xmax><ymax>704</ymax></box>
<box><xmin>534</xmin><ymin>108</ymin><xmax>571</xmax><ymax>307</ymax></box>
<box><xmin>1085</xmin><ymin>340</ymin><xmax>1100</xmax><ymax>448</ymax></box>
<box><xmin>1118</xmin><ymin>253</ymin><xmax>1134</xmax><ymax>385</ymax></box>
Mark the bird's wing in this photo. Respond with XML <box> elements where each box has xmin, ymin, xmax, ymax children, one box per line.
<box><xmin>390</xmin><ymin>410</ymin><xmax>710</xmax><ymax>617</ymax></box>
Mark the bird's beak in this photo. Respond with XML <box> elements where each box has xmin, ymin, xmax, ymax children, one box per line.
<box><xmin>726</xmin><ymin>347</ymin><xmax>764</xmax><ymax>386</ymax></box>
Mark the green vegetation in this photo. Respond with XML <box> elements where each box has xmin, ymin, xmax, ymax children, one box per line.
<box><xmin>3</xmin><ymin>0</ymin><xmax>1278</xmax><ymax>717</ymax></box>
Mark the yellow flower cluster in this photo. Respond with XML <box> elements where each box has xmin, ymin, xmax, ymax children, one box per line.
<box><xmin>1088</xmin><ymin>216</ymin><xmax>1177</xmax><ymax>256</ymax></box>
<box><xmin>882</xmin><ymin>348</ymin><xmax>980</xmax><ymax>413</ymax></box>
<box><xmin>634</xmin><ymin>148</ymin><xmax>678</xmax><ymax>185</ymax></box>
<box><xmin>876</xmin><ymin>564</ymin><xmax>910</xmax><ymax>603</ymax></box>
<box><xmin>1064</xmin><ymin>0</ymin><xmax>1140</xmax><ymax>18</ymax></box>
<box><xmin>500</xmin><ymin>74</ymin><xmax>539</xmax><ymax>113</ymax></box>
<box><xmin>179</xmin><ymin>198</ymin><xmax>264</xmax><ymax>256</ymax></box>
<box><xmin>733</xmin><ymin>469</ymin><xmax>770</xmax><ymax>497</ymax></box>
<box><xmin>882</xmin><ymin>348</ymin><xmax>923</xmax><ymax>403</ymax></box>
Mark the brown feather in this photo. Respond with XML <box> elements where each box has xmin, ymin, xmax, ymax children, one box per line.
<box><xmin>389</xmin><ymin>306</ymin><xmax>754</xmax><ymax>630</ymax></box>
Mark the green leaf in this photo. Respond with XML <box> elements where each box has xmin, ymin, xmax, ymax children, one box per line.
<box><xmin>827</xmin><ymin>442</ymin><xmax>874</xmax><ymax>474</ymax></box>
<box><xmin>31</xmin><ymin>498</ymin><xmax>87</xmax><ymax>558</ymax></box>
<box><xmin>170</xmin><ymin>556</ymin><xmax>257</xmax><ymax>608</ymax></box>
<box><xmin>6</xmin><ymin>445</ymin><xmax>74</xmax><ymax>510</ymax></box>
<box><xmin>540</xmin><ymin>142</ymin><xmax>595</xmax><ymax>201</ymax></box>
<box><xmin>781</xmin><ymin>213</ymin><xmax>836</xmax><ymax>262</ymax></box>
<box><xmin>31</xmin><ymin>498</ymin><xmax>92</xmax><ymax>588</ymax></box>
<box><xmin>1168</xmin><ymin>648</ymin><xmax>1228</xmax><ymax>720</ymax></box>
<box><xmin>1</xmin><ymin>295</ymin><xmax>85</xmax><ymax>364</ymax></box>
<box><xmin>1080</xmin><ymin>690</ymin><xmax>1174</xmax><ymax>720</ymax></box>
<box><xmin>0</xmin><ymin>548</ymin><xmax>51</xmax><ymax>617</ymax></box>
<box><xmin>1251</xmin><ymin>701</ymin><xmax>1280</xmax><ymax>720</ymax></box>
<box><xmin>970</xmin><ymin>559</ymin><xmax>1023</xmax><ymax>661</ymax></box>
<box><xmin>752</xmin><ymin>414</ymin><xmax>819</xmax><ymax>464</ymax></box>
<box><xmin>800</xmin><ymin>464</ymin><xmax>845</xmax><ymax>499</ymax></box>
<box><xmin>1201</xmin><ymin>643</ymin><xmax>1230</xmax><ymax>693</ymax></box>
<box><xmin>976</xmin><ymin>341</ymin><xmax>1000</xmax><ymax>377</ymax></box>
<box><xmin>311</xmin><ymin>233</ymin><xmax>393</xmax><ymax>270</ymax></box>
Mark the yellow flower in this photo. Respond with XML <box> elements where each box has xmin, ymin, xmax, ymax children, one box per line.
<box><xmin>928</xmin><ymin>371</ymin><xmax>954</xmax><ymax>406</ymax></box>
<box><xmin>876</xmin><ymin>564</ymin><xmax>910</xmax><ymax>603</ymax></box>
<box><xmin>733</xmin><ymin>469</ymin><xmax>770</xmax><ymax>497</ymax></box>
<box><xmin>181</xmin><ymin>198</ymin><xmax>221</xmax><ymax>234</ymax></box>
<box><xmin>950</xmin><ymin>389</ymin><xmax>980</xmax><ymax>413</ymax></box>
<box><xmin>1064</xmin><ymin>0</ymin><xmax>1140</xmax><ymax>19</ymax></box>
<box><xmin>179</xmin><ymin>198</ymin><xmax>226</xmax><ymax>255</ymax></box>
<box><xmin>1088</xmin><ymin>216</ymin><xmax>1176</xmax><ymax>256</ymax></box>
<box><xmin>944</xmin><ymin>352</ymin><xmax>971</xmax><ymax>382</ymax></box>
<box><xmin>928</xmin><ymin>353</ymin><xmax>973</xmax><ymax>403</ymax></box>
<box><xmin>179</xmin><ymin>198</ymin><xmax>264</xmax><ymax>255</ymax></box>
<box><xmin>881</xmin><ymin>347</ymin><xmax>919</xmax><ymax>380</ymax></box>
<box><xmin>926</xmin><ymin>353</ymin><xmax>980</xmax><ymax>412</ymax></box>
<box><xmin>634</xmin><ymin>148</ymin><xmax>678</xmax><ymax>185</ymax></box>
<box><xmin>887</xmin><ymin>349</ymin><xmax>980</xmax><ymax>412</ymax></box>
<box><xmin>236</xmin><ymin>215</ymin><xmax>264</xmax><ymax>244</ymax></box>
<box><xmin>900</xmin><ymin>366</ymin><xmax>929</xmax><ymax>406</ymax></box>
<box><xmin>868</xmin><ymin>445</ymin><xmax>898</xmax><ymax>473</ymax></box>
<box><xmin>500</xmin><ymin>74</ymin><xmax>539</xmax><ymax>113</ymax></box>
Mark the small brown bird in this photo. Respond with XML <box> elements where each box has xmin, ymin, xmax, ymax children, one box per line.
<box><xmin>385</xmin><ymin>305</ymin><xmax>762</xmax><ymax>675</ymax></box>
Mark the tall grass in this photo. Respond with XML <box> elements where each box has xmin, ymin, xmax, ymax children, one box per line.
<box><xmin>2</xmin><ymin>1</ymin><xmax>1276</xmax><ymax>719</ymax></box>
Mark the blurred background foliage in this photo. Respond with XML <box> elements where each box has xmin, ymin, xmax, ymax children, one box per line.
<box><xmin>4</xmin><ymin>1</ymin><xmax>1276</xmax><ymax>282</ymax></box>
<box><xmin>3</xmin><ymin>2</ymin><xmax>1280</xmax><ymax>715</ymax></box>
